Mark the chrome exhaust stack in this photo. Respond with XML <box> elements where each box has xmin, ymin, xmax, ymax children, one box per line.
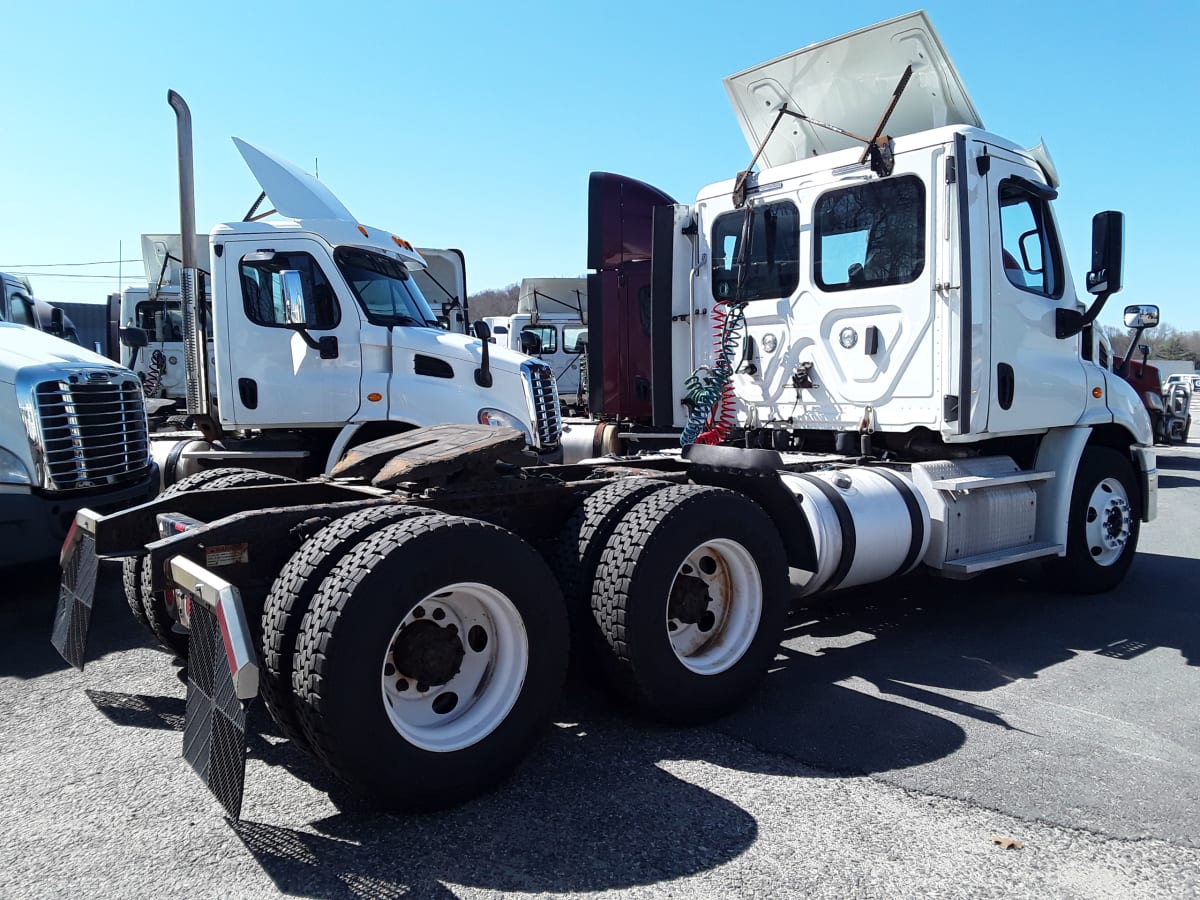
<box><xmin>168</xmin><ymin>90</ymin><xmax>210</xmax><ymax>420</ymax></box>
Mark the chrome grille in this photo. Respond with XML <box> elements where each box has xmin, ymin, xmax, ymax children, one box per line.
<box><xmin>33</xmin><ymin>373</ymin><xmax>151</xmax><ymax>490</ymax></box>
<box><xmin>522</xmin><ymin>361</ymin><xmax>562</xmax><ymax>448</ymax></box>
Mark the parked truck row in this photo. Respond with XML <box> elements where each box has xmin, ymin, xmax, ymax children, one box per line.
<box><xmin>54</xmin><ymin>13</ymin><xmax>1157</xmax><ymax>820</ymax></box>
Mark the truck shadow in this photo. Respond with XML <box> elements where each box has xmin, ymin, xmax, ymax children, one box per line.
<box><xmin>714</xmin><ymin>550</ymin><xmax>1200</xmax><ymax>773</ymax></box>
<box><xmin>0</xmin><ymin>560</ymin><xmax>156</xmax><ymax>680</ymax></box>
<box><xmin>229</xmin><ymin>715</ymin><xmax>761</xmax><ymax>898</ymax></box>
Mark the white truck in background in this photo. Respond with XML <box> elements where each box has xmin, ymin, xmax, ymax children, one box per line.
<box><xmin>116</xmin><ymin>92</ymin><xmax>559</xmax><ymax>488</ymax></box>
<box><xmin>486</xmin><ymin>277</ymin><xmax>588</xmax><ymax>412</ymax></box>
<box><xmin>0</xmin><ymin>323</ymin><xmax>154</xmax><ymax>566</ymax></box>
<box><xmin>55</xmin><ymin>15</ymin><xmax>1155</xmax><ymax>820</ymax></box>
<box><xmin>109</xmin><ymin>239</ymin><xmax>472</xmax><ymax>412</ymax></box>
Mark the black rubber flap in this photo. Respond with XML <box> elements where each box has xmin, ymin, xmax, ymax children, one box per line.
<box><xmin>183</xmin><ymin>602</ymin><xmax>248</xmax><ymax>819</ymax></box>
<box><xmin>51</xmin><ymin>531</ymin><xmax>100</xmax><ymax>671</ymax></box>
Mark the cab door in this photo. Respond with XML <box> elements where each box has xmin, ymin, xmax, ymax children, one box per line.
<box><xmin>219</xmin><ymin>237</ymin><xmax>365</xmax><ymax>428</ymax></box>
<box><xmin>983</xmin><ymin>150</ymin><xmax>1086</xmax><ymax>433</ymax></box>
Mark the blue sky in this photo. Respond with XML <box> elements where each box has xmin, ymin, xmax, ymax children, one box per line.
<box><xmin>1</xmin><ymin>1</ymin><xmax>1197</xmax><ymax>332</ymax></box>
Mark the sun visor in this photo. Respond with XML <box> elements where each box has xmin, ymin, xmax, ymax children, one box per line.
<box><xmin>140</xmin><ymin>233</ymin><xmax>212</xmax><ymax>297</ymax></box>
<box><xmin>232</xmin><ymin>137</ymin><xmax>356</xmax><ymax>222</ymax></box>
<box><xmin>723</xmin><ymin>12</ymin><xmax>982</xmax><ymax>168</ymax></box>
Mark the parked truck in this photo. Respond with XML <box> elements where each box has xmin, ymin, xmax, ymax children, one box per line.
<box><xmin>109</xmin><ymin>239</ymin><xmax>470</xmax><ymax>411</ymax></box>
<box><xmin>486</xmin><ymin>277</ymin><xmax>588</xmax><ymax>413</ymax></box>
<box><xmin>0</xmin><ymin>322</ymin><xmax>155</xmax><ymax>566</ymax></box>
<box><xmin>1</xmin><ymin>272</ymin><xmax>80</xmax><ymax>343</ymax></box>
<box><xmin>104</xmin><ymin>95</ymin><xmax>557</xmax><ymax>496</ymax></box>
<box><xmin>54</xmin><ymin>14</ymin><xmax>1156</xmax><ymax>819</ymax></box>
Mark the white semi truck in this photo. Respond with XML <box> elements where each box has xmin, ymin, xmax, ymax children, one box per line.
<box><xmin>486</xmin><ymin>277</ymin><xmax>588</xmax><ymax>412</ymax></box>
<box><xmin>0</xmin><ymin>323</ymin><xmax>154</xmax><ymax>567</ymax></box>
<box><xmin>111</xmin><ymin>240</ymin><xmax>470</xmax><ymax>411</ymax></box>
<box><xmin>114</xmin><ymin>92</ymin><xmax>558</xmax><ymax>492</ymax></box>
<box><xmin>55</xmin><ymin>14</ymin><xmax>1155</xmax><ymax>819</ymax></box>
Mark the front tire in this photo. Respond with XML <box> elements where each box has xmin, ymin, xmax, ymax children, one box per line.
<box><xmin>591</xmin><ymin>484</ymin><xmax>788</xmax><ymax>723</ymax></box>
<box><xmin>292</xmin><ymin>515</ymin><xmax>568</xmax><ymax>809</ymax></box>
<box><xmin>1043</xmin><ymin>446</ymin><xmax>1140</xmax><ymax>594</ymax></box>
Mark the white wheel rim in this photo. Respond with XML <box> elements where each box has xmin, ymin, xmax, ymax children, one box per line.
<box><xmin>380</xmin><ymin>582</ymin><xmax>529</xmax><ymax>752</ymax></box>
<box><xmin>1084</xmin><ymin>477</ymin><xmax>1132</xmax><ymax>566</ymax></box>
<box><xmin>665</xmin><ymin>538</ymin><xmax>762</xmax><ymax>675</ymax></box>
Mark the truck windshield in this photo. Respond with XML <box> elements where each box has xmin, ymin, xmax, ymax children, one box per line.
<box><xmin>334</xmin><ymin>247</ymin><xmax>439</xmax><ymax>328</ymax></box>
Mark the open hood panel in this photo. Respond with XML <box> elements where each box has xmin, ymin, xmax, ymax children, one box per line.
<box><xmin>232</xmin><ymin>137</ymin><xmax>356</xmax><ymax>222</ymax></box>
<box><xmin>723</xmin><ymin>12</ymin><xmax>982</xmax><ymax>168</ymax></box>
<box><xmin>140</xmin><ymin>234</ymin><xmax>211</xmax><ymax>296</ymax></box>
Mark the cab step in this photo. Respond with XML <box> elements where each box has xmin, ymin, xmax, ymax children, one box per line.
<box><xmin>941</xmin><ymin>541</ymin><xmax>1063</xmax><ymax>578</ymax></box>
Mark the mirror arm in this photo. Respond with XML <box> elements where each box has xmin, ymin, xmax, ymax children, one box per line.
<box><xmin>1056</xmin><ymin>289</ymin><xmax>1112</xmax><ymax>340</ymax></box>
<box><xmin>1115</xmin><ymin>324</ymin><xmax>1145</xmax><ymax>378</ymax></box>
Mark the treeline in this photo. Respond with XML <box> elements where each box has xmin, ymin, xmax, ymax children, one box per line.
<box><xmin>1102</xmin><ymin>323</ymin><xmax>1200</xmax><ymax>363</ymax></box>
<box><xmin>467</xmin><ymin>284</ymin><xmax>519</xmax><ymax>320</ymax></box>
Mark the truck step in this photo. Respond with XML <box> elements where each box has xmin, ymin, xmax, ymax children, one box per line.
<box><xmin>931</xmin><ymin>470</ymin><xmax>1055</xmax><ymax>493</ymax></box>
<box><xmin>941</xmin><ymin>541</ymin><xmax>1063</xmax><ymax>577</ymax></box>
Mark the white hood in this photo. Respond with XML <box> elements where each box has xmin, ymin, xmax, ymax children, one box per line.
<box><xmin>232</xmin><ymin>137</ymin><xmax>356</xmax><ymax>222</ymax></box>
<box><xmin>0</xmin><ymin>322</ymin><xmax>120</xmax><ymax>378</ymax></box>
<box><xmin>723</xmin><ymin>11</ymin><xmax>982</xmax><ymax>168</ymax></box>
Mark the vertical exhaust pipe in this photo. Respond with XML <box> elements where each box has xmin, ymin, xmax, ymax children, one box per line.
<box><xmin>168</xmin><ymin>90</ymin><xmax>209</xmax><ymax>419</ymax></box>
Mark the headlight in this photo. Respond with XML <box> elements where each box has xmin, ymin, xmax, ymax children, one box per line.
<box><xmin>477</xmin><ymin>408</ymin><xmax>530</xmax><ymax>441</ymax></box>
<box><xmin>0</xmin><ymin>447</ymin><xmax>32</xmax><ymax>485</ymax></box>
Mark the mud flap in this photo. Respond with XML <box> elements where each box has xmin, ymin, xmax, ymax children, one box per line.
<box><xmin>183</xmin><ymin>602</ymin><xmax>248</xmax><ymax>819</ymax></box>
<box><xmin>51</xmin><ymin>530</ymin><xmax>100</xmax><ymax>671</ymax></box>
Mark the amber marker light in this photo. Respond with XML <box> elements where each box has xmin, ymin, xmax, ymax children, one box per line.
<box><xmin>392</xmin><ymin>235</ymin><xmax>413</xmax><ymax>250</ymax></box>
<box><xmin>1092</xmin><ymin>387</ymin><xmax>1103</xmax><ymax>398</ymax></box>
<box><xmin>367</xmin><ymin>392</ymin><xmax>383</xmax><ymax>402</ymax></box>
<box><xmin>358</xmin><ymin>225</ymin><xmax>369</xmax><ymax>237</ymax></box>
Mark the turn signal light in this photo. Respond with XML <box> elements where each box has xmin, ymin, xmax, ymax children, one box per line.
<box><xmin>1092</xmin><ymin>387</ymin><xmax>1103</xmax><ymax>398</ymax></box>
<box><xmin>367</xmin><ymin>392</ymin><xmax>383</xmax><ymax>402</ymax></box>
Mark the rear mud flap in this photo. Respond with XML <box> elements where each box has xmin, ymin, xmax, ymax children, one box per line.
<box><xmin>51</xmin><ymin>531</ymin><xmax>100</xmax><ymax>670</ymax></box>
<box><xmin>183</xmin><ymin>602</ymin><xmax>248</xmax><ymax>819</ymax></box>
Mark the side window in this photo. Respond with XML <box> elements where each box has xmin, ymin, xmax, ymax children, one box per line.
<box><xmin>240</xmin><ymin>251</ymin><xmax>339</xmax><ymax>330</ymax></box>
<box><xmin>815</xmin><ymin>175</ymin><xmax>925</xmax><ymax>291</ymax></box>
<box><xmin>563</xmin><ymin>326</ymin><xmax>588</xmax><ymax>353</ymax></box>
<box><xmin>711</xmin><ymin>201</ymin><xmax>800</xmax><ymax>302</ymax></box>
<box><xmin>520</xmin><ymin>325</ymin><xmax>557</xmax><ymax>354</ymax></box>
<box><xmin>9</xmin><ymin>292</ymin><xmax>35</xmax><ymax>328</ymax></box>
<box><xmin>998</xmin><ymin>178</ymin><xmax>1063</xmax><ymax>298</ymax></box>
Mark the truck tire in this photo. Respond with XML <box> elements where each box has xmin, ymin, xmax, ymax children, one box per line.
<box><xmin>260</xmin><ymin>503</ymin><xmax>436</xmax><ymax>748</ymax></box>
<box><xmin>292</xmin><ymin>515</ymin><xmax>568</xmax><ymax>810</ymax></box>
<box><xmin>551</xmin><ymin>477</ymin><xmax>672</xmax><ymax>653</ymax></box>
<box><xmin>591</xmin><ymin>484</ymin><xmax>788</xmax><ymax>723</ymax></box>
<box><xmin>119</xmin><ymin>467</ymin><xmax>261</xmax><ymax>636</ymax></box>
<box><xmin>1042</xmin><ymin>446</ymin><xmax>1140</xmax><ymax>594</ymax></box>
<box><xmin>130</xmin><ymin>469</ymin><xmax>295</xmax><ymax>657</ymax></box>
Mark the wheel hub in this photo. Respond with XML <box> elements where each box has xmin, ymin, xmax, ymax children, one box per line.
<box><xmin>391</xmin><ymin>619</ymin><xmax>465</xmax><ymax>686</ymax></box>
<box><xmin>668</xmin><ymin>574</ymin><xmax>712</xmax><ymax>625</ymax></box>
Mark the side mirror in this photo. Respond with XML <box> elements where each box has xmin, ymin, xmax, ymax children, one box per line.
<box><xmin>49</xmin><ymin>307</ymin><xmax>65</xmax><ymax>337</ymax></box>
<box><xmin>119</xmin><ymin>326</ymin><xmax>149</xmax><ymax>348</ymax></box>
<box><xmin>1086</xmin><ymin>211</ymin><xmax>1124</xmax><ymax>296</ymax></box>
<box><xmin>473</xmin><ymin>320</ymin><xmax>491</xmax><ymax>342</ymax></box>
<box><xmin>280</xmin><ymin>270</ymin><xmax>306</xmax><ymax>325</ymax></box>
<box><xmin>519</xmin><ymin>331</ymin><xmax>543</xmax><ymax>355</ymax></box>
<box><xmin>1123</xmin><ymin>304</ymin><xmax>1159</xmax><ymax>329</ymax></box>
<box><xmin>1138</xmin><ymin>343</ymin><xmax>1152</xmax><ymax>359</ymax></box>
<box><xmin>436</xmin><ymin>315</ymin><xmax>451</xmax><ymax>331</ymax></box>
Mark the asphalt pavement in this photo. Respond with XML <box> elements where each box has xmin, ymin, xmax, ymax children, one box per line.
<box><xmin>2</xmin><ymin>444</ymin><xmax>1199</xmax><ymax>898</ymax></box>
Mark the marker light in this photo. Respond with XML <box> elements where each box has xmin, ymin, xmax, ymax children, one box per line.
<box><xmin>392</xmin><ymin>235</ymin><xmax>413</xmax><ymax>250</ymax></box>
<box><xmin>1092</xmin><ymin>387</ymin><xmax>1103</xmax><ymax>398</ymax></box>
<box><xmin>367</xmin><ymin>392</ymin><xmax>383</xmax><ymax>402</ymax></box>
<box><xmin>357</xmin><ymin>225</ymin><xmax>369</xmax><ymax>237</ymax></box>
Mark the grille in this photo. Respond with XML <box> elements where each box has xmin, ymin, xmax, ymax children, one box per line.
<box><xmin>522</xmin><ymin>361</ymin><xmax>562</xmax><ymax>448</ymax></box>
<box><xmin>33</xmin><ymin>374</ymin><xmax>151</xmax><ymax>490</ymax></box>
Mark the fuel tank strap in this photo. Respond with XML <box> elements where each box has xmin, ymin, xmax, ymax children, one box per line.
<box><xmin>870</xmin><ymin>467</ymin><xmax>926</xmax><ymax>576</ymax></box>
<box><xmin>793</xmin><ymin>473</ymin><xmax>856</xmax><ymax>592</ymax></box>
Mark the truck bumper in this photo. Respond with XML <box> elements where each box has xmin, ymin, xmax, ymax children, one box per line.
<box><xmin>0</xmin><ymin>466</ymin><xmax>159</xmax><ymax>568</ymax></box>
<box><xmin>1130</xmin><ymin>446</ymin><xmax>1157</xmax><ymax>522</ymax></box>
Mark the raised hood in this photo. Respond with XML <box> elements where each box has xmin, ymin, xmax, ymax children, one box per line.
<box><xmin>723</xmin><ymin>11</ymin><xmax>982</xmax><ymax>168</ymax></box>
<box><xmin>232</xmin><ymin>137</ymin><xmax>356</xmax><ymax>222</ymax></box>
<box><xmin>140</xmin><ymin>234</ymin><xmax>211</xmax><ymax>297</ymax></box>
<box><xmin>518</xmin><ymin>278</ymin><xmax>587</xmax><ymax>319</ymax></box>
